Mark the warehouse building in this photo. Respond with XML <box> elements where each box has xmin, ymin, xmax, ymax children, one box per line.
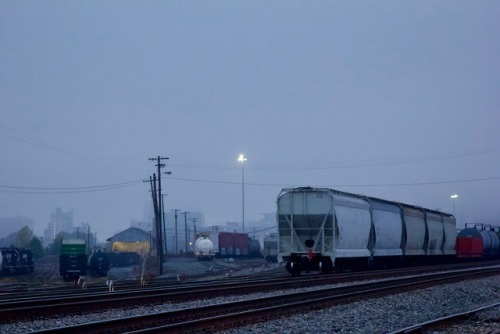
<box><xmin>106</xmin><ymin>227</ymin><xmax>152</xmax><ymax>255</ymax></box>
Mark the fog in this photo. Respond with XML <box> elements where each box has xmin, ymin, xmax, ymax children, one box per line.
<box><xmin>1</xmin><ymin>2</ymin><xmax>499</xmax><ymax>240</ymax></box>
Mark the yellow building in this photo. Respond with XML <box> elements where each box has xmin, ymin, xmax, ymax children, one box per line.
<box><xmin>106</xmin><ymin>227</ymin><xmax>152</xmax><ymax>255</ymax></box>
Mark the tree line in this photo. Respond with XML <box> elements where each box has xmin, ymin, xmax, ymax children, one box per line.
<box><xmin>0</xmin><ymin>226</ymin><xmax>96</xmax><ymax>258</ymax></box>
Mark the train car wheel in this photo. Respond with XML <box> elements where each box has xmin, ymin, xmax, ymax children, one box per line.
<box><xmin>320</xmin><ymin>258</ymin><xmax>334</xmax><ymax>274</ymax></box>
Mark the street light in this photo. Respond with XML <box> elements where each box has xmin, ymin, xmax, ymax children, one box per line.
<box><xmin>238</xmin><ymin>154</ymin><xmax>247</xmax><ymax>233</ymax></box>
<box><xmin>450</xmin><ymin>194</ymin><xmax>458</xmax><ymax>216</ymax></box>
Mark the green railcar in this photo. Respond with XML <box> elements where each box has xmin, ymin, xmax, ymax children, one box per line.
<box><xmin>59</xmin><ymin>239</ymin><xmax>88</xmax><ymax>281</ymax></box>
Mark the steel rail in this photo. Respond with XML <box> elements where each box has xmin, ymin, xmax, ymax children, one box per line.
<box><xmin>1</xmin><ymin>264</ymin><xmax>499</xmax><ymax>322</ymax></box>
<box><xmin>389</xmin><ymin>301</ymin><xmax>500</xmax><ymax>334</ymax></box>
<box><xmin>28</xmin><ymin>267</ymin><xmax>500</xmax><ymax>334</ymax></box>
<box><xmin>1</xmin><ymin>260</ymin><xmax>496</xmax><ymax>303</ymax></box>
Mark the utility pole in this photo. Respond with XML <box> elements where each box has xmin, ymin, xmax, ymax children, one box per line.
<box><xmin>183</xmin><ymin>211</ymin><xmax>190</xmax><ymax>252</ymax></box>
<box><xmin>149</xmin><ymin>174</ymin><xmax>161</xmax><ymax>274</ymax></box>
<box><xmin>148</xmin><ymin>156</ymin><xmax>169</xmax><ymax>275</ymax></box>
<box><xmin>161</xmin><ymin>195</ymin><xmax>167</xmax><ymax>256</ymax></box>
<box><xmin>172</xmin><ymin>209</ymin><xmax>181</xmax><ymax>254</ymax></box>
<box><xmin>190</xmin><ymin>218</ymin><xmax>198</xmax><ymax>240</ymax></box>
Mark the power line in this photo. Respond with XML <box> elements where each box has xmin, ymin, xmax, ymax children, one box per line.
<box><xmin>170</xmin><ymin>147</ymin><xmax>500</xmax><ymax>171</ymax></box>
<box><xmin>2</xmin><ymin>121</ymin><xmax>500</xmax><ymax>172</ymax></box>
<box><xmin>164</xmin><ymin>175</ymin><xmax>500</xmax><ymax>188</ymax></box>
<box><xmin>0</xmin><ymin>122</ymin><xmax>147</xmax><ymax>173</ymax></box>
<box><xmin>1</xmin><ymin>174</ymin><xmax>499</xmax><ymax>195</ymax></box>
<box><xmin>0</xmin><ymin>179</ymin><xmax>144</xmax><ymax>194</ymax></box>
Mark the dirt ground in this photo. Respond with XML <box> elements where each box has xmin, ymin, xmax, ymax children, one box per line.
<box><xmin>107</xmin><ymin>256</ymin><xmax>280</xmax><ymax>282</ymax></box>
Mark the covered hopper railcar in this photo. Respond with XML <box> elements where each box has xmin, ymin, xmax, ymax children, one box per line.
<box><xmin>277</xmin><ymin>187</ymin><xmax>457</xmax><ymax>276</ymax></box>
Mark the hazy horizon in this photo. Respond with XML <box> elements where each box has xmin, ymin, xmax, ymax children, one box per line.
<box><xmin>1</xmin><ymin>2</ymin><xmax>499</xmax><ymax>241</ymax></box>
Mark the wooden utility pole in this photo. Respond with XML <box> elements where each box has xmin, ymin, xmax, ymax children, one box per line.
<box><xmin>149</xmin><ymin>156</ymin><xmax>169</xmax><ymax>275</ymax></box>
<box><xmin>149</xmin><ymin>174</ymin><xmax>161</xmax><ymax>274</ymax></box>
<box><xmin>183</xmin><ymin>211</ymin><xmax>190</xmax><ymax>252</ymax></box>
<box><xmin>172</xmin><ymin>209</ymin><xmax>181</xmax><ymax>254</ymax></box>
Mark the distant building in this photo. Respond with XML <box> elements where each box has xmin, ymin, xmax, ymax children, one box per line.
<box><xmin>0</xmin><ymin>216</ymin><xmax>34</xmax><ymax>238</ymax></box>
<box><xmin>106</xmin><ymin>227</ymin><xmax>152</xmax><ymax>255</ymax></box>
<box><xmin>43</xmin><ymin>207</ymin><xmax>74</xmax><ymax>246</ymax></box>
<box><xmin>225</xmin><ymin>221</ymin><xmax>240</xmax><ymax>232</ymax></box>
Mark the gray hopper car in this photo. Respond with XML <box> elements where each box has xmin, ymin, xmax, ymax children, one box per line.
<box><xmin>277</xmin><ymin>187</ymin><xmax>456</xmax><ymax>276</ymax></box>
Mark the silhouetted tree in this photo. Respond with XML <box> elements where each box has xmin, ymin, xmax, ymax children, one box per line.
<box><xmin>46</xmin><ymin>233</ymin><xmax>66</xmax><ymax>255</ymax></box>
<box><xmin>16</xmin><ymin>226</ymin><xmax>34</xmax><ymax>248</ymax></box>
<box><xmin>29</xmin><ymin>237</ymin><xmax>44</xmax><ymax>258</ymax></box>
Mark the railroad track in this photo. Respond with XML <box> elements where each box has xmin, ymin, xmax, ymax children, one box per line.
<box><xmin>1</xmin><ymin>259</ymin><xmax>497</xmax><ymax>297</ymax></box>
<box><xmin>34</xmin><ymin>263</ymin><xmax>58</xmax><ymax>281</ymax></box>
<box><xmin>26</xmin><ymin>267</ymin><xmax>500</xmax><ymax>333</ymax></box>
<box><xmin>1</xmin><ymin>261</ymin><xmax>498</xmax><ymax>314</ymax></box>
<box><xmin>389</xmin><ymin>302</ymin><xmax>500</xmax><ymax>334</ymax></box>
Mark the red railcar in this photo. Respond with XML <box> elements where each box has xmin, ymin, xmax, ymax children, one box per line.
<box><xmin>456</xmin><ymin>224</ymin><xmax>500</xmax><ymax>259</ymax></box>
<box><xmin>456</xmin><ymin>235</ymin><xmax>483</xmax><ymax>258</ymax></box>
<box><xmin>218</xmin><ymin>232</ymin><xmax>249</xmax><ymax>256</ymax></box>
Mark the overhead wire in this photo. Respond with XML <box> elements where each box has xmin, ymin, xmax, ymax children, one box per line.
<box><xmin>169</xmin><ymin>148</ymin><xmax>500</xmax><ymax>171</ymax></box>
<box><xmin>0</xmin><ymin>180</ymin><xmax>144</xmax><ymax>194</ymax></box>
<box><xmin>0</xmin><ymin>122</ymin><xmax>148</xmax><ymax>173</ymax></box>
<box><xmin>1</xmin><ymin>122</ymin><xmax>499</xmax><ymax>192</ymax></box>
<box><xmin>163</xmin><ymin>175</ymin><xmax>500</xmax><ymax>188</ymax></box>
<box><xmin>2</xmin><ymin>121</ymin><xmax>500</xmax><ymax>171</ymax></box>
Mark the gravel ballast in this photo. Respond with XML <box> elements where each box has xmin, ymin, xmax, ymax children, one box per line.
<box><xmin>1</xmin><ymin>275</ymin><xmax>499</xmax><ymax>333</ymax></box>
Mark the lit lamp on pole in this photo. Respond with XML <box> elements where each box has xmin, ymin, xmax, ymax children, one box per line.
<box><xmin>238</xmin><ymin>154</ymin><xmax>247</xmax><ymax>233</ymax></box>
<box><xmin>450</xmin><ymin>194</ymin><xmax>458</xmax><ymax>216</ymax></box>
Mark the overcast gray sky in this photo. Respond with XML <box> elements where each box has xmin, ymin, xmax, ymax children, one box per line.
<box><xmin>1</xmin><ymin>1</ymin><xmax>499</xmax><ymax>240</ymax></box>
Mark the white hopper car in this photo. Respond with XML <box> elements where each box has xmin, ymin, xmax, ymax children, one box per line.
<box><xmin>277</xmin><ymin>187</ymin><xmax>456</xmax><ymax>276</ymax></box>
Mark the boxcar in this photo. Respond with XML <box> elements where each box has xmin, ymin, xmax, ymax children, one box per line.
<box><xmin>218</xmin><ymin>232</ymin><xmax>249</xmax><ymax>256</ymax></box>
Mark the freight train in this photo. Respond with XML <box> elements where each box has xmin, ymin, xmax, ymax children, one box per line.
<box><xmin>0</xmin><ymin>247</ymin><xmax>35</xmax><ymax>275</ymax></box>
<box><xmin>60</xmin><ymin>240</ymin><xmax>112</xmax><ymax>280</ymax></box>
<box><xmin>87</xmin><ymin>249</ymin><xmax>110</xmax><ymax>277</ymax></box>
<box><xmin>277</xmin><ymin>187</ymin><xmax>498</xmax><ymax>276</ymax></box>
<box><xmin>105</xmin><ymin>251</ymin><xmax>141</xmax><ymax>267</ymax></box>
<box><xmin>192</xmin><ymin>232</ymin><xmax>262</xmax><ymax>260</ymax></box>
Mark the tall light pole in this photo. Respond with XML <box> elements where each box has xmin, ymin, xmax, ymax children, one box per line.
<box><xmin>450</xmin><ymin>194</ymin><xmax>459</xmax><ymax>216</ymax></box>
<box><xmin>238</xmin><ymin>154</ymin><xmax>247</xmax><ymax>233</ymax></box>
